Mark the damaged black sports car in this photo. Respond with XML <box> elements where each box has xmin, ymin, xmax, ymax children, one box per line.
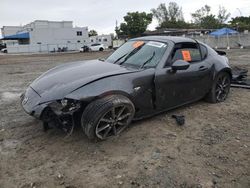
<box><xmin>21</xmin><ymin>36</ymin><xmax>232</xmax><ymax>140</ymax></box>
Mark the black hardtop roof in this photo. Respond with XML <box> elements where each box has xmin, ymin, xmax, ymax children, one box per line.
<box><xmin>130</xmin><ymin>36</ymin><xmax>196</xmax><ymax>44</ymax></box>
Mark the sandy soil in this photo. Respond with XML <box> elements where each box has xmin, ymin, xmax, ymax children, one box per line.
<box><xmin>0</xmin><ymin>50</ymin><xmax>249</xmax><ymax>188</ymax></box>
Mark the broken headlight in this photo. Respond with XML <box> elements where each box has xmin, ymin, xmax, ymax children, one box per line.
<box><xmin>49</xmin><ymin>99</ymin><xmax>81</xmax><ymax>114</ymax></box>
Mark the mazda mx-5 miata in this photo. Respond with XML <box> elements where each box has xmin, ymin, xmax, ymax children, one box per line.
<box><xmin>21</xmin><ymin>36</ymin><xmax>232</xmax><ymax>140</ymax></box>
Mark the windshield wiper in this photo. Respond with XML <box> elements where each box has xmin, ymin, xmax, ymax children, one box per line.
<box><xmin>140</xmin><ymin>52</ymin><xmax>156</xmax><ymax>69</ymax></box>
<box><xmin>113</xmin><ymin>53</ymin><xmax>129</xmax><ymax>64</ymax></box>
<box><xmin>115</xmin><ymin>45</ymin><xmax>145</xmax><ymax>65</ymax></box>
<box><xmin>119</xmin><ymin>47</ymin><xmax>143</xmax><ymax>65</ymax></box>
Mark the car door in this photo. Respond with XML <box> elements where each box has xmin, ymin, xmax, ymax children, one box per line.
<box><xmin>90</xmin><ymin>44</ymin><xmax>98</xmax><ymax>51</ymax></box>
<box><xmin>154</xmin><ymin>42</ymin><xmax>213</xmax><ymax>110</ymax></box>
<box><xmin>94</xmin><ymin>44</ymin><xmax>100</xmax><ymax>51</ymax></box>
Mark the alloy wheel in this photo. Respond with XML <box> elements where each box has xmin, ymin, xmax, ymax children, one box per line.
<box><xmin>215</xmin><ymin>74</ymin><xmax>230</xmax><ymax>102</ymax></box>
<box><xmin>95</xmin><ymin>105</ymin><xmax>132</xmax><ymax>139</ymax></box>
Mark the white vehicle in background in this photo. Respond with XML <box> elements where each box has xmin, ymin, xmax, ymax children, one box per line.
<box><xmin>89</xmin><ymin>43</ymin><xmax>105</xmax><ymax>51</ymax></box>
<box><xmin>1</xmin><ymin>48</ymin><xmax>7</xmax><ymax>53</ymax></box>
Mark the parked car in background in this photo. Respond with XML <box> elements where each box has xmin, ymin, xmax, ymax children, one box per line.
<box><xmin>0</xmin><ymin>43</ymin><xmax>6</xmax><ymax>51</ymax></box>
<box><xmin>89</xmin><ymin>43</ymin><xmax>105</xmax><ymax>51</ymax></box>
<box><xmin>1</xmin><ymin>48</ymin><xmax>7</xmax><ymax>53</ymax></box>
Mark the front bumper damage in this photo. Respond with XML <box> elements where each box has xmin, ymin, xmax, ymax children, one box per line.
<box><xmin>20</xmin><ymin>87</ymin><xmax>44</xmax><ymax>118</ymax></box>
<box><xmin>21</xmin><ymin>87</ymin><xmax>82</xmax><ymax>134</ymax></box>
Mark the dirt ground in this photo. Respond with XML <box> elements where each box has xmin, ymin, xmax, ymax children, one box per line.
<box><xmin>0</xmin><ymin>50</ymin><xmax>249</xmax><ymax>188</ymax></box>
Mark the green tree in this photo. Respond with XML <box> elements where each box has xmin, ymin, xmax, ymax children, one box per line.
<box><xmin>191</xmin><ymin>5</ymin><xmax>211</xmax><ymax>25</ymax></box>
<box><xmin>151</xmin><ymin>2</ymin><xmax>186</xmax><ymax>28</ymax></box>
<box><xmin>229</xmin><ymin>16</ymin><xmax>250</xmax><ymax>31</ymax></box>
<box><xmin>116</xmin><ymin>12</ymin><xmax>153</xmax><ymax>38</ymax></box>
<box><xmin>200</xmin><ymin>15</ymin><xmax>220</xmax><ymax>29</ymax></box>
<box><xmin>191</xmin><ymin>5</ymin><xmax>230</xmax><ymax>29</ymax></box>
<box><xmin>88</xmin><ymin>30</ymin><xmax>98</xmax><ymax>37</ymax></box>
<box><xmin>217</xmin><ymin>6</ymin><xmax>231</xmax><ymax>24</ymax></box>
<box><xmin>151</xmin><ymin>3</ymin><xmax>169</xmax><ymax>24</ymax></box>
<box><xmin>168</xmin><ymin>2</ymin><xmax>184</xmax><ymax>22</ymax></box>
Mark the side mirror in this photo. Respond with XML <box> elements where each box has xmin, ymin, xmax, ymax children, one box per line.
<box><xmin>171</xmin><ymin>60</ymin><xmax>190</xmax><ymax>71</ymax></box>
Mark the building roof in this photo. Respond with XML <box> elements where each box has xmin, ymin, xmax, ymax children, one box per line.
<box><xmin>2</xmin><ymin>32</ymin><xmax>30</xmax><ymax>40</ymax></box>
<box><xmin>131</xmin><ymin>36</ymin><xmax>196</xmax><ymax>43</ymax></box>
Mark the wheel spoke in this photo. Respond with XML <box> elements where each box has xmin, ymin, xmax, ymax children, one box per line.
<box><xmin>97</xmin><ymin>124</ymin><xmax>110</xmax><ymax>133</ymax></box>
<box><xmin>216</xmin><ymin>87</ymin><xmax>221</xmax><ymax>93</ymax></box>
<box><xmin>100</xmin><ymin>118</ymin><xmax>113</xmax><ymax>123</ymax></box>
<box><xmin>216</xmin><ymin>90</ymin><xmax>222</xmax><ymax>100</ymax></box>
<box><xmin>117</xmin><ymin>121</ymin><xmax>125</xmax><ymax>126</ymax></box>
<box><xmin>222</xmin><ymin>76</ymin><xmax>227</xmax><ymax>85</ymax></box>
<box><xmin>222</xmin><ymin>83</ymin><xmax>229</xmax><ymax>88</ymax></box>
<box><xmin>118</xmin><ymin>113</ymin><xmax>131</xmax><ymax>121</ymax></box>
<box><xmin>112</xmin><ymin>125</ymin><xmax>117</xmax><ymax>135</ymax></box>
<box><xmin>103</xmin><ymin>126</ymin><xmax>112</xmax><ymax>138</ymax></box>
<box><xmin>117</xmin><ymin>106</ymin><xmax>126</xmax><ymax>118</ymax></box>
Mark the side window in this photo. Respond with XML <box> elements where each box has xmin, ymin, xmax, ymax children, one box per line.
<box><xmin>76</xmin><ymin>31</ymin><xmax>82</xmax><ymax>36</ymax></box>
<box><xmin>172</xmin><ymin>43</ymin><xmax>201</xmax><ymax>63</ymax></box>
<box><xmin>200</xmin><ymin>44</ymin><xmax>208</xmax><ymax>60</ymax></box>
<box><xmin>91</xmin><ymin>43</ymin><xmax>100</xmax><ymax>46</ymax></box>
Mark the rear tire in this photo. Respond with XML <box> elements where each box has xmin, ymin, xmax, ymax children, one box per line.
<box><xmin>205</xmin><ymin>72</ymin><xmax>231</xmax><ymax>103</ymax></box>
<box><xmin>81</xmin><ymin>95</ymin><xmax>135</xmax><ymax>140</ymax></box>
<box><xmin>99</xmin><ymin>48</ymin><xmax>104</xmax><ymax>51</ymax></box>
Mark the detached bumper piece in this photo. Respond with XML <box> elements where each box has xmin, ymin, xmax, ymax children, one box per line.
<box><xmin>231</xmin><ymin>67</ymin><xmax>250</xmax><ymax>89</ymax></box>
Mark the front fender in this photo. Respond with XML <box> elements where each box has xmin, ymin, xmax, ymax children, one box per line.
<box><xmin>65</xmin><ymin>69</ymin><xmax>156</xmax><ymax>117</ymax></box>
<box><xmin>65</xmin><ymin>75</ymin><xmax>135</xmax><ymax>102</ymax></box>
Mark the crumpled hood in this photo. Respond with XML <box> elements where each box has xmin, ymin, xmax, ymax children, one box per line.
<box><xmin>30</xmin><ymin>60</ymin><xmax>139</xmax><ymax>102</ymax></box>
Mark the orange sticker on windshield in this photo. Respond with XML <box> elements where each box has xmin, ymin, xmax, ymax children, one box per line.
<box><xmin>182</xmin><ymin>50</ymin><xmax>191</xmax><ymax>61</ymax></box>
<box><xmin>133</xmin><ymin>41</ymin><xmax>145</xmax><ymax>48</ymax></box>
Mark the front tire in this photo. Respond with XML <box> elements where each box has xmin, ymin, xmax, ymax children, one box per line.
<box><xmin>206</xmin><ymin>72</ymin><xmax>231</xmax><ymax>103</ymax></box>
<box><xmin>81</xmin><ymin>95</ymin><xmax>135</xmax><ymax>140</ymax></box>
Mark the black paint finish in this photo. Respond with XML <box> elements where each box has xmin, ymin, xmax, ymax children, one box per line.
<box><xmin>21</xmin><ymin>36</ymin><xmax>232</xmax><ymax>123</ymax></box>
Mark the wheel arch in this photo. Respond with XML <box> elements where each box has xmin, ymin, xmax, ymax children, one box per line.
<box><xmin>96</xmin><ymin>90</ymin><xmax>134</xmax><ymax>102</ymax></box>
<box><xmin>68</xmin><ymin>89</ymin><xmax>137</xmax><ymax>112</ymax></box>
<box><xmin>215</xmin><ymin>67</ymin><xmax>232</xmax><ymax>81</ymax></box>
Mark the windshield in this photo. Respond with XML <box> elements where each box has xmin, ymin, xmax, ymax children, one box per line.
<box><xmin>106</xmin><ymin>40</ymin><xmax>168</xmax><ymax>68</ymax></box>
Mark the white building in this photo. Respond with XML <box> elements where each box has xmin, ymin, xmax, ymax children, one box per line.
<box><xmin>1</xmin><ymin>20</ymin><xmax>89</xmax><ymax>53</ymax></box>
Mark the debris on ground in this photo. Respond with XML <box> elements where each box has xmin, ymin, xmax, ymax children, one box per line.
<box><xmin>231</xmin><ymin>66</ymin><xmax>250</xmax><ymax>89</ymax></box>
<box><xmin>171</xmin><ymin>114</ymin><xmax>185</xmax><ymax>126</ymax></box>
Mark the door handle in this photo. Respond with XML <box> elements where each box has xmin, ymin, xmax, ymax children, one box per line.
<box><xmin>199</xmin><ymin>66</ymin><xmax>208</xmax><ymax>71</ymax></box>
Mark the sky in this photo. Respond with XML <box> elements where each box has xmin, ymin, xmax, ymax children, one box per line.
<box><xmin>1</xmin><ymin>0</ymin><xmax>250</xmax><ymax>36</ymax></box>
